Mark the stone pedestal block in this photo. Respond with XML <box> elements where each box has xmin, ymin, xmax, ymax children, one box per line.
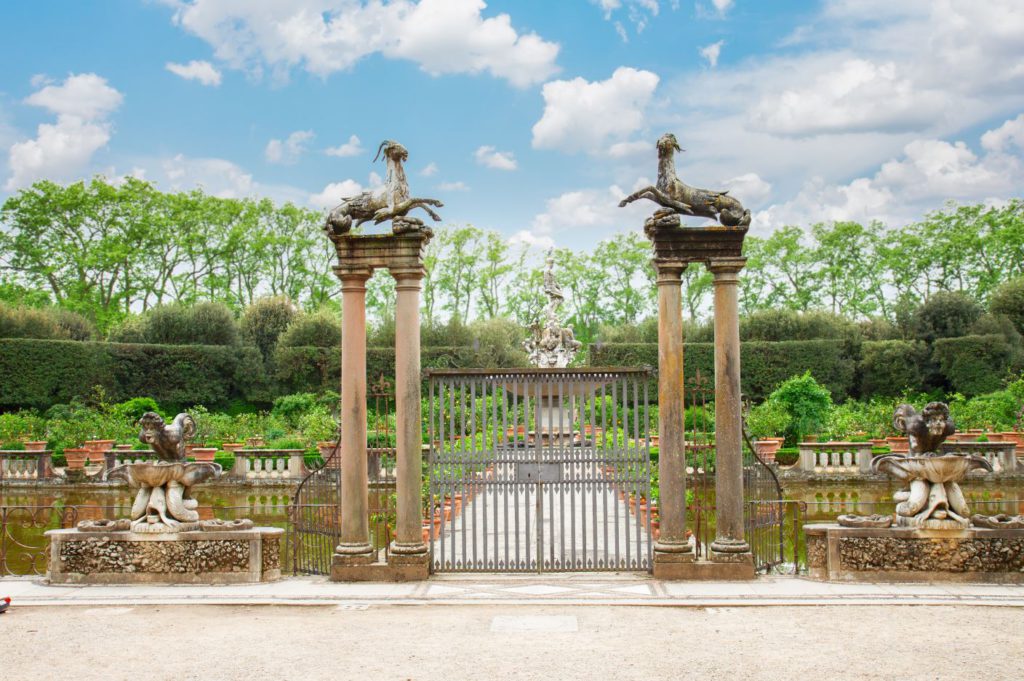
<box><xmin>806</xmin><ymin>523</ymin><xmax>1024</xmax><ymax>583</ymax></box>
<box><xmin>46</xmin><ymin>527</ymin><xmax>283</xmax><ymax>584</ymax></box>
<box><xmin>330</xmin><ymin>552</ymin><xmax>429</xmax><ymax>582</ymax></box>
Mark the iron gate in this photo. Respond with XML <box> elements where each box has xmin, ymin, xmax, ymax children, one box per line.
<box><xmin>426</xmin><ymin>368</ymin><xmax>654</xmax><ymax>573</ymax></box>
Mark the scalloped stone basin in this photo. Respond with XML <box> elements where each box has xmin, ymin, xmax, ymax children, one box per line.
<box><xmin>108</xmin><ymin>461</ymin><xmax>222</xmax><ymax>533</ymax></box>
<box><xmin>873</xmin><ymin>453</ymin><xmax>992</xmax><ymax>483</ymax></box>
<box><xmin>110</xmin><ymin>460</ymin><xmax>221</xmax><ymax>487</ymax></box>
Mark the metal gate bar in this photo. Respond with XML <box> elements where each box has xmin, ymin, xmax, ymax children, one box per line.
<box><xmin>427</xmin><ymin>368</ymin><xmax>653</xmax><ymax>573</ymax></box>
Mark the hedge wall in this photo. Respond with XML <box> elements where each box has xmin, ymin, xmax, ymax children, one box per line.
<box><xmin>859</xmin><ymin>340</ymin><xmax>930</xmax><ymax>397</ymax></box>
<box><xmin>932</xmin><ymin>334</ymin><xmax>1022</xmax><ymax>396</ymax></box>
<box><xmin>0</xmin><ymin>338</ymin><xmax>267</xmax><ymax>410</ymax></box>
<box><xmin>589</xmin><ymin>340</ymin><xmax>857</xmax><ymax>402</ymax></box>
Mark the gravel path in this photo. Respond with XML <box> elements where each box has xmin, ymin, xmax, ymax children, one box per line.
<box><xmin>3</xmin><ymin>604</ymin><xmax>1022</xmax><ymax>680</ymax></box>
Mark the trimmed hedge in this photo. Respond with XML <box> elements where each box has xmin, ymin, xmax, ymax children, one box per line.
<box><xmin>932</xmin><ymin>334</ymin><xmax>1022</xmax><ymax>395</ymax></box>
<box><xmin>590</xmin><ymin>340</ymin><xmax>857</xmax><ymax>402</ymax></box>
<box><xmin>0</xmin><ymin>338</ymin><xmax>268</xmax><ymax>410</ymax></box>
<box><xmin>859</xmin><ymin>340</ymin><xmax>929</xmax><ymax>397</ymax></box>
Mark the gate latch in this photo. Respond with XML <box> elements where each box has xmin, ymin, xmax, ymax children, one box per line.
<box><xmin>516</xmin><ymin>463</ymin><xmax>563</xmax><ymax>483</ymax></box>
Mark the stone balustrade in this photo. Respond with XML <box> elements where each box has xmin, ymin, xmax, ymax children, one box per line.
<box><xmin>941</xmin><ymin>441</ymin><xmax>1018</xmax><ymax>474</ymax></box>
<box><xmin>0</xmin><ymin>450</ymin><xmax>54</xmax><ymax>481</ymax></box>
<box><xmin>798</xmin><ymin>442</ymin><xmax>873</xmax><ymax>475</ymax></box>
<box><xmin>101</xmin><ymin>450</ymin><xmax>159</xmax><ymax>480</ymax></box>
<box><xmin>231</xmin><ymin>449</ymin><xmax>307</xmax><ymax>480</ymax></box>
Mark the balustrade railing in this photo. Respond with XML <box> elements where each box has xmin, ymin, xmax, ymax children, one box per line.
<box><xmin>231</xmin><ymin>449</ymin><xmax>308</xmax><ymax>480</ymax></box>
<box><xmin>797</xmin><ymin>442</ymin><xmax>873</xmax><ymax>475</ymax></box>
<box><xmin>941</xmin><ymin>441</ymin><xmax>1018</xmax><ymax>474</ymax></box>
<box><xmin>0</xmin><ymin>451</ymin><xmax>55</xmax><ymax>482</ymax></box>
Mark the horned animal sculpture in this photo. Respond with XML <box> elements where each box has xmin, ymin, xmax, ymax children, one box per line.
<box><xmin>619</xmin><ymin>133</ymin><xmax>751</xmax><ymax>228</ymax></box>
<box><xmin>324</xmin><ymin>140</ymin><xmax>443</xmax><ymax>236</ymax></box>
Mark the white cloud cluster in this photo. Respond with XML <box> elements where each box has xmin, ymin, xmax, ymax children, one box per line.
<box><xmin>756</xmin><ymin>114</ymin><xmax>1024</xmax><ymax>232</ymax></box>
<box><xmin>309</xmin><ymin>179</ymin><xmax>364</xmax><ymax>209</ymax></box>
<box><xmin>165</xmin><ymin>0</ymin><xmax>559</xmax><ymax>87</ymax></box>
<box><xmin>591</xmin><ymin>0</ymin><xmax>664</xmax><ymax>41</ymax></box>
<box><xmin>325</xmin><ymin>134</ymin><xmax>363</xmax><ymax>157</ymax></box>
<box><xmin>518</xmin><ymin>179</ymin><xmax>654</xmax><ymax>248</ymax></box>
<box><xmin>474</xmin><ymin>145</ymin><xmax>517</xmax><ymax>170</ymax></box>
<box><xmin>5</xmin><ymin>73</ymin><xmax>123</xmax><ymax>190</ymax></box>
<box><xmin>699</xmin><ymin>40</ymin><xmax>723</xmax><ymax>68</ymax></box>
<box><xmin>265</xmin><ymin>130</ymin><xmax>314</xmax><ymax>164</ymax></box>
<box><xmin>437</xmin><ymin>180</ymin><xmax>469</xmax><ymax>191</ymax></box>
<box><xmin>165</xmin><ymin>60</ymin><xmax>222</xmax><ymax>86</ymax></box>
<box><xmin>532</xmin><ymin>67</ymin><xmax>659</xmax><ymax>155</ymax></box>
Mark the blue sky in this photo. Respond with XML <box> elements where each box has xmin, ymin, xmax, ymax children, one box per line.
<box><xmin>1</xmin><ymin>0</ymin><xmax>1022</xmax><ymax>250</ymax></box>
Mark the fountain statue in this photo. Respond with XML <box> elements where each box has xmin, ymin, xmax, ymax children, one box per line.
<box><xmin>808</xmin><ymin>401</ymin><xmax>1024</xmax><ymax>583</ymax></box>
<box><xmin>524</xmin><ymin>251</ymin><xmax>582</xmax><ymax>368</ymax></box>
<box><xmin>102</xmin><ymin>412</ymin><xmax>223</xmax><ymax>533</ymax></box>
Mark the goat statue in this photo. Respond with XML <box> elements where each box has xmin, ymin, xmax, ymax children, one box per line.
<box><xmin>325</xmin><ymin>140</ymin><xmax>444</xmax><ymax>236</ymax></box>
<box><xmin>619</xmin><ymin>133</ymin><xmax>751</xmax><ymax>228</ymax></box>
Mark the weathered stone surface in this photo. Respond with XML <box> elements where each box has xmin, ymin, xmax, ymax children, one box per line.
<box><xmin>60</xmin><ymin>537</ymin><xmax>249</xmax><ymax>574</ymax></box>
<box><xmin>806</xmin><ymin>534</ymin><xmax>827</xmax><ymax>569</ymax></box>
<box><xmin>261</xmin><ymin>534</ymin><xmax>280</xmax><ymax>575</ymax></box>
<box><xmin>838</xmin><ymin>536</ymin><xmax>1024</xmax><ymax>573</ymax></box>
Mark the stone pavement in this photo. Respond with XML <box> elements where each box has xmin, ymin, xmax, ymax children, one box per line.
<box><xmin>3</xmin><ymin>573</ymin><xmax>1023</xmax><ymax>607</ymax></box>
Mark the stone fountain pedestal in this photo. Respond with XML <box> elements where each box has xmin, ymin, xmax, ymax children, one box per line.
<box><xmin>46</xmin><ymin>524</ymin><xmax>284</xmax><ymax>585</ymax></box>
<box><xmin>805</xmin><ymin>523</ymin><xmax>1024</xmax><ymax>583</ymax></box>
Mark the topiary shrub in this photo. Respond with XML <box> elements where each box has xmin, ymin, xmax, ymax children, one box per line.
<box><xmin>859</xmin><ymin>340</ymin><xmax>929</xmax><ymax>398</ymax></box>
<box><xmin>242</xmin><ymin>296</ymin><xmax>298</xmax><ymax>361</ymax></box>
<box><xmin>989</xmin><ymin>277</ymin><xmax>1024</xmax><ymax>336</ymax></box>
<box><xmin>185</xmin><ymin>302</ymin><xmax>240</xmax><ymax>346</ymax></box>
<box><xmin>911</xmin><ymin>291</ymin><xmax>983</xmax><ymax>343</ymax></box>
<box><xmin>933</xmin><ymin>334</ymin><xmax>1021</xmax><ymax>396</ymax></box>
<box><xmin>277</xmin><ymin>311</ymin><xmax>340</xmax><ymax>348</ymax></box>
<box><xmin>47</xmin><ymin>307</ymin><xmax>97</xmax><ymax>341</ymax></box>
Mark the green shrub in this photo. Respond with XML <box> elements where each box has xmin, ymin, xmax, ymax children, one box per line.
<box><xmin>0</xmin><ymin>302</ymin><xmax>69</xmax><ymax>340</ymax></box>
<box><xmin>746</xmin><ymin>400</ymin><xmax>790</xmax><ymax>439</ymax></box>
<box><xmin>740</xmin><ymin>309</ymin><xmax>860</xmax><ymax>343</ymax></box>
<box><xmin>242</xmin><ymin>296</ymin><xmax>298</xmax><ymax>361</ymax></box>
<box><xmin>111</xmin><ymin>397</ymin><xmax>161</xmax><ymax>422</ymax></box>
<box><xmin>766</xmin><ymin>372</ymin><xmax>833</xmax><ymax>445</ymax></box>
<box><xmin>277</xmin><ymin>311</ymin><xmax>340</xmax><ymax>348</ymax></box>
<box><xmin>948</xmin><ymin>390</ymin><xmax>1021</xmax><ymax>431</ymax></box>
<box><xmin>911</xmin><ymin>291</ymin><xmax>983</xmax><ymax>342</ymax></box>
<box><xmin>48</xmin><ymin>307</ymin><xmax>96</xmax><ymax>341</ymax></box>
<box><xmin>271</xmin><ymin>392</ymin><xmax>320</xmax><ymax>428</ymax></box>
<box><xmin>933</xmin><ymin>334</ymin><xmax>1020</xmax><ymax>396</ymax></box>
<box><xmin>989</xmin><ymin>277</ymin><xmax>1024</xmax><ymax>336</ymax></box>
<box><xmin>775</xmin><ymin>448</ymin><xmax>799</xmax><ymax>466</ymax></box>
<box><xmin>859</xmin><ymin>340</ymin><xmax>929</xmax><ymax>397</ymax></box>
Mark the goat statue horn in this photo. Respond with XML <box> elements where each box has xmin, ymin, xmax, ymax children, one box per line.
<box><xmin>373</xmin><ymin>141</ymin><xmax>390</xmax><ymax>163</ymax></box>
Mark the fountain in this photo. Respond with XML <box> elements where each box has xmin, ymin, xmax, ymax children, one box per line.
<box><xmin>46</xmin><ymin>412</ymin><xmax>282</xmax><ymax>584</ymax></box>
<box><xmin>806</xmin><ymin>402</ymin><xmax>1024</xmax><ymax>582</ymax></box>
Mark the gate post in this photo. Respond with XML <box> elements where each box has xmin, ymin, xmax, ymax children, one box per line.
<box><xmin>651</xmin><ymin>257</ymin><xmax>697</xmax><ymax>577</ymax></box>
<box><xmin>388</xmin><ymin>265</ymin><xmax>430</xmax><ymax>578</ymax></box>
<box><xmin>708</xmin><ymin>257</ymin><xmax>753</xmax><ymax>571</ymax></box>
<box><xmin>333</xmin><ymin>268</ymin><xmax>375</xmax><ymax>569</ymax></box>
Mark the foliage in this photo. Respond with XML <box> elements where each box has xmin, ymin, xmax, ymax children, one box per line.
<box><xmin>947</xmin><ymin>390</ymin><xmax>1021</xmax><ymax>431</ymax></box>
<box><xmin>277</xmin><ymin>310</ymin><xmax>340</xmax><ymax>348</ymax></box>
<box><xmin>766</xmin><ymin>372</ymin><xmax>834</xmax><ymax>444</ymax></box>
<box><xmin>989</xmin><ymin>277</ymin><xmax>1024</xmax><ymax>336</ymax></box>
<box><xmin>858</xmin><ymin>340</ymin><xmax>929</xmax><ymax>397</ymax></box>
<box><xmin>111</xmin><ymin>397</ymin><xmax>161</xmax><ymax>422</ymax></box>
<box><xmin>0</xmin><ymin>302</ymin><xmax>71</xmax><ymax>340</ymax></box>
<box><xmin>108</xmin><ymin>302</ymin><xmax>239</xmax><ymax>346</ymax></box>
<box><xmin>911</xmin><ymin>291</ymin><xmax>983</xmax><ymax>343</ymax></box>
<box><xmin>932</xmin><ymin>334</ymin><xmax>1021</xmax><ymax>395</ymax></box>
<box><xmin>739</xmin><ymin>309</ymin><xmax>860</xmax><ymax>343</ymax></box>
<box><xmin>271</xmin><ymin>392</ymin><xmax>321</xmax><ymax>428</ymax></box>
<box><xmin>242</xmin><ymin>296</ymin><xmax>298</xmax><ymax>360</ymax></box>
<box><xmin>745</xmin><ymin>400</ymin><xmax>790</xmax><ymax>439</ymax></box>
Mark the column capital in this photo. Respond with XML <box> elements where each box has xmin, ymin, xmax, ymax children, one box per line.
<box><xmin>389</xmin><ymin>266</ymin><xmax>427</xmax><ymax>290</ymax></box>
<box><xmin>334</xmin><ymin>267</ymin><xmax>373</xmax><ymax>288</ymax></box>
<box><xmin>708</xmin><ymin>257</ymin><xmax>746</xmax><ymax>281</ymax></box>
<box><xmin>652</xmin><ymin>258</ymin><xmax>688</xmax><ymax>284</ymax></box>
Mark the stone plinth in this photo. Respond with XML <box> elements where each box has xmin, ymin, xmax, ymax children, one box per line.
<box><xmin>805</xmin><ymin>523</ymin><xmax>1024</xmax><ymax>583</ymax></box>
<box><xmin>46</xmin><ymin>527</ymin><xmax>283</xmax><ymax>584</ymax></box>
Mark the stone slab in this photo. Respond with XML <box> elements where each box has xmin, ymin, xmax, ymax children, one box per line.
<box><xmin>331</xmin><ymin>554</ymin><xmax>428</xmax><ymax>582</ymax></box>
<box><xmin>46</xmin><ymin>527</ymin><xmax>283</xmax><ymax>585</ymax></box>
<box><xmin>805</xmin><ymin>523</ymin><xmax>1024</xmax><ymax>583</ymax></box>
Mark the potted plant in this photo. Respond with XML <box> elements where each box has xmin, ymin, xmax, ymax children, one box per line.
<box><xmin>63</xmin><ymin>447</ymin><xmax>90</xmax><ymax>470</ymax></box>
<box><xmin>23</xmin><ymin>440</ymin><xmax>48</xmax><ymax>451</ymax></box>
<box><xmin>190</xmin><ymin>447</ymin><xmax>218</xmax><ymax>463</ymax></box>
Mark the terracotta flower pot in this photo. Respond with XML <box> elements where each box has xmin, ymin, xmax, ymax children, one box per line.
<box><xmin>63</xmin><ymin>448</ymin><xmax>90</xmax><ymax>470</ymax></box>
<box><xmin>23</xmin><ymin>441</ymin><xmax>47</xmax><ymax>451</ymax></box>
<box><xmin>753</xmin><ymin>439</ymin><xmax>782</xmax><ymax>462</ymax></box>
<box><xmin>886</xmin><ymin>436</ymin><xmax>910</xmax><ymax>453</ymax></box>
<box><xmin>246</xmin><ymin>437</ymin><xmax>266</xmax><ymax>447</ymax></box>
<box><xmin>999</xmin><ymin>432</ymin><xmax>1023</xmax><ymax>447</ymax></box>
<box><xmin>985</xmin><ymin>433</ymin><xmax>1004</xmax><ymax>443</ymax></box>
<box><xmin>115</xmin><ymin>444</ymin><xmax>134</xmax><ymax>450</ymax></box>
<box><xmin>869</xmin><ymin>438</ymin><xmax>887</xmax><ymax>448</ymax></box>
<box><xmin>191</xmin><ymin>447</ymin><xmax>217</xmax><ymax>463</ymax></box>
<box><xmin>221</xmin><ymin>443</ymin><xmax>245</xmax><ymax>453</ymax></box>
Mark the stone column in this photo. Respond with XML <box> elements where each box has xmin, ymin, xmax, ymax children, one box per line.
<box><xmin>334</xmin><ymin>269</ymin><xmax>375</xmax><ymax>563</ymax></box>
<box><xmin>709</xmin><ymin>258</ymin><xmax>750</xmax><ymax>557</ymax></box>
<box><xmin>389</xmin><ymin>267</ymin><xmax>429</xmax><ymax>571</ymax></box>
<box><xmin>652</xmin><ymin>259</ymin><xmax>694</xmax><ymax>574</ymax></box>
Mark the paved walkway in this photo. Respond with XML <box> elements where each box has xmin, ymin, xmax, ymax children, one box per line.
<box><xmin>4</xmin><ymin>574</ymin><xmax>1023</xmax><ymax>607</ymax></box>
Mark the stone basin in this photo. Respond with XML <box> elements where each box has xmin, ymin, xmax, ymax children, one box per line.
<box><xmin>108</xmin><ymin>460</ymin><xmax>221</xmax><ymax>487</ymax></box>
<box><xmin>872</xmin><ymin>453</ymin><xmax>992</xmax><ymax>483</ymax></box>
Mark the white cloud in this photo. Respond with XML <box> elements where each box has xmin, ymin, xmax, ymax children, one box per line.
<box><xmin>166</xmin><ymin>0</ymin><xmax>560</xmax><ymax>88</ymax></box>
<box><xmin>532</xmin><ymin>67</ymin><xmax>659</xmax><ymax>154</ymax></box>
<box><xmin>165</xmin><ymin>60</ymin><xmax>222</xmax><ymax>86</ymax></box>
<box><xmin>720</xmin><ymin>172</ymin><xmax>771</xmax><ymax>207</ymax></box>
<box><xmin>756</xmin><ymin>116</ymin><xmax>1024</xmax><ymax>232</ymax></box>
<box><xmin>607</xmin><ymin>140</ymin><xmax>651</xmax><ymax>158</ymax></box>
<box><xmin>981</xmin><ymin>114</ymin><xmax>1024</xmax><ymax>153</ymax></box>
<box><xmin>593</xmin><ymin>0</ymin><xmax>665</xmax><ymax>40</ymax></box>
<box><xmin>699</xmin><ymin>40</ymin><xmax>723</xmax><ymax>68</ymax></box>
<box><xmin>5</xmin><ymin>73</ymin><xmax>123</xmax><ymax>191</ymax></box>
<box><xmin>325</xmin><ymin>134</ymin><xmax>363</xmax><ymax>157</ymax></box>
<box><xmin>24</xmin><ymin>73</ymin><xmax>123</xmax><ymax>120</ymax></box>
<box><xmin>474</xmin><ymin>145</ymin><xmax>517</xmax><ymax>170</ymax></box>
<box><xmin>749</xmin><ymin>59</ymin><xmax>944</xmax><ymax>137</ymax></box>
<box><xmin>437</xmin><ymin>180</ymin><xmax>469</xmax><ymax>191</ymax></box>
<box><xmin>509</xmin><ymin>229</ymin><xmax>555</xmax><ymax>250</ymax></box>
<box><xmin>712</xmin><ymin>0</ymin><xmax>733</xmax><ymax>14</ymax></box>
<box><xmin>420</xmin><ymin>162</ymin><xmax>438</xmax><ymax>177</ymax></box>
<box><xmin>162</xmin><ymin>153</ymin><xmax>255</xmax><ymax>197</ymax></box>
<box><xmin>265</xmin><ymin>130</ymin><xmax>314</xmax><ymax>164</ymax></box>
<box><xmin>527</xmin><ymin>183</ymin><xmax>653</xmax><ymax>246</ymax></box>
<box><xmin>309</xmin><ymin>179</ymin><xmax>364</xmax><ymax>209</ymax></box>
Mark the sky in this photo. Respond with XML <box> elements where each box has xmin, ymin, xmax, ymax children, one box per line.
<box><xmin>0</xmin><ymin>0</ymin><xmax>1022</xmax><ymax>250</ymax></box>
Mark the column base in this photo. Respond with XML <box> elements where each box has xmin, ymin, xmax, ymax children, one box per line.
<box><xmin>710</xmin><ymin>537</ymin><xmax>750</xmax><ymax>554</ymax></box>
<box><xmin>653</xmin><ymin>545</ymin><xmax>755</xmax><ymax>580</ymax></box>
<box><xmin>389</xmin><ymin>540</ymin><xmax>429</xmax><ymax>556</ymax></box>
<box><xmin>330</xmin><ymin>550</ymin><xmax>430</xmax><ymax>582</ymax></box>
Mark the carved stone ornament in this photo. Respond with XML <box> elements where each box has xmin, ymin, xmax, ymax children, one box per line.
<box><xmin>200</xmin><ymin>519</ymin><xmax>255</xmax><ymax>532</ymax></box>
<box><xmin>325</xmin><ymin>140</ymin><xmax>443</xmax><ymax>236</ymax></box>
<box><xmin>837</xmin><ymin>514</ymin><xmax>894</xmax><ymax>528</ymax></box>
<box><xmin>871</xmin><ymin>402</ymin><xmax>992</xmax><ymax>529</ymax></box>
<box><xmin>970</xmin><ymin>514</ymin><xmax>1024</xmax><ymax>530</ymax></box>
<box><xmin>523</xmin><ymin>251</ymin><xmax>583</xmax><ymax>368</ymax></box>
<box><xmin>619</xmin><ymin>133</ymin><xmax>751</xmax><ymax>228</ymax></box>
